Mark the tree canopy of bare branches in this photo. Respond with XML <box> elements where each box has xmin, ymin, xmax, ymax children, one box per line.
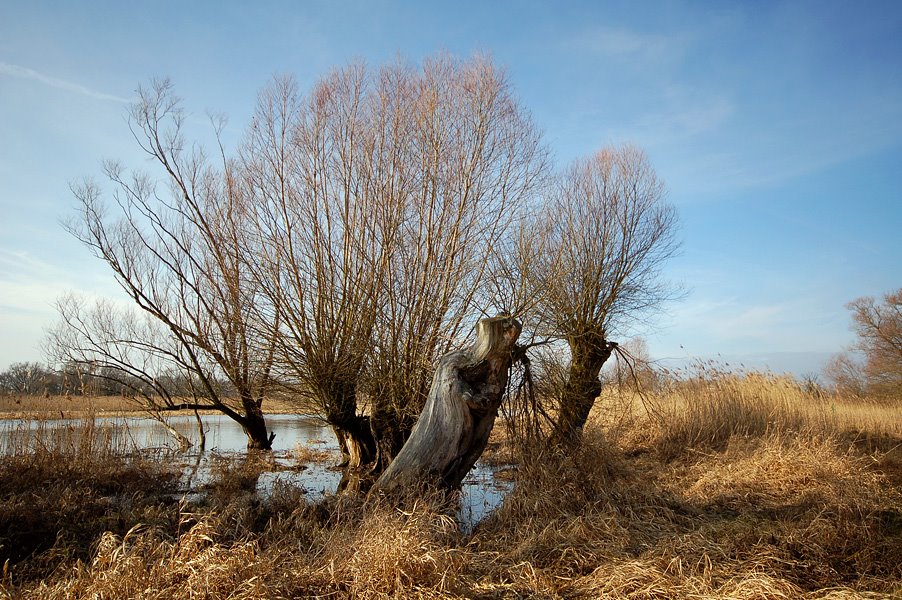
<box><xmin>55</xmin><ymin>79</ymin><xmax>278</xmax><ymax>449</ymax></box>
<box><xmin>521</xmin><ymin>145</ymin><xmax>679</xmax><ymax>444</ymax></box>
<box><xmin>245</xmin><ymin>55</ymin><xmax>547</xmax><ymax>468</ymax></box>
<box><xmin>50</xmin><ymin>54</ymin><xmax>683</xmax><ymax>484</ymax></box>
<box><xmin>828</xmin><ymin>289</ymin><xmax>902</xmax><ymax>400</ymax></box>
<box><xmin>364</xmin><ymin>56</ymin><xmax>546</xmax><ymax>468</ymax></box>
<box><xmin>244</xmin><ymin>68</ymin><xmax>396</xmax><ymax>465</ymax></box>
<box><xmin>0</xmin><ymin>362</ymin><xmax>50</xmax><ymax>396</ymax></box>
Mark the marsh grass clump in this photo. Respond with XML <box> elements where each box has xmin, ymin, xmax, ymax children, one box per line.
<box><xmin>202</xmin><ymin>452</ymin><xmax>270</xmax><ymax>500</ymax></box>
<box><xmin>0</xmin><ymin>418</ymin><xmax>182</xmax><ymax>584</ymax></box>
<box><xmin>602</xmin><ymin>365</ymin><xmax>902</xmax><ymax>463</ymax></box>
<box><xmin>651</xmin><ymin>369</ymin><xmax>807</xmax><ymax>458</ymax></box>
<box><xmin>17</xmin><ymin>517</ymin><xmax>274</xmax><ymax>600</ymax></box>
<box><xmin>10</xmin><ymin>493</ymin><xmax>471</xmax><ymax>599</ymax></box>
<box><xmin>290</xmin><ymin>439</ymin><xmax>339</xmax><ymax>464</ymax></box>
<box><xmin>315</xmin><ymin>494</ymin><xmax>468</xmax><ymax>597</ymax></box>
<box><xmin>474</xmin><ymin>431</ymin><xmax>900</xmax><ymax>598</ymax></box>
<box><xmin>469</xmin><ymin>431</ymin><xmax>660</xmax><ymax>590</ymax></box>
<box><xmin>669</xmin><ymin>434</ymin><xmax>902</xmax><ymax>588</ymax></box>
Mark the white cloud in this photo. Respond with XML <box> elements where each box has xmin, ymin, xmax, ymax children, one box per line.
<box><xmin>656</xmin><ymin>288</ymin><xmax>849</xmax><ymax>358</ymax></box>
<box><xmin>0</xmin><ymin>61</ymin><xmax>131</xmax><ymax>103</ymax></box>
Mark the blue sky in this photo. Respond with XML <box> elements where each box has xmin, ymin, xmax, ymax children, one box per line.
<box><xmin>1</xmin><ymin>1</ymin><xmax>900</xmax><ymax>375</ymax></box>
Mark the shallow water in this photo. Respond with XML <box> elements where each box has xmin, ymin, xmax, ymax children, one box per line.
<box><xmin>1</xmin><ymin>413</ymin><xmax>512</xmax><ymax>529</ymax></box>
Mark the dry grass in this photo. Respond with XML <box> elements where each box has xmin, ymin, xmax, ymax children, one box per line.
<box><xmin>291</xmin><ymin>439</ymin><xmax>340</xmax><ymax>464</ymax></box>
<box><xmin>0</xmin><ymin>418</ymin><xmax>182</xmax><ymax>584</ymax></box>
<box><xmin>1</xmin><ymin>374</ymin><xmax>900</xmax><ymax>599</ymax></box>
<box><xmin>0</xmin><ymin>394</ymin><xmax>144</xmax><ymax>418</ymax></box>
<box><xmin>598</xmin><ymin>370</ymin><xmax>902</xmax><ymax>458</ymax></box>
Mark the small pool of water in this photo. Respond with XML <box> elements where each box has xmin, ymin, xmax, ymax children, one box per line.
<box><xmin>2</xmin><ymin>414</ymin><xmax>513</xmax><ymax>530</ymax></box>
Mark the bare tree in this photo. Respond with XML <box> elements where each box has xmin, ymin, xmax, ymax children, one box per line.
<box><xmin>523</xmin><ymin>145</ymin><xmax>679</xmax><ymax>445</ymax></box>
<box><xmin>61</xmin><ymin>80</ymin><xmax>278</xmax><ymax>450</ymax></box>
<box><xmin>829</xmin><ymin>289</ymin><xmax>902</xmax><ymax>399</ymax></box>
<box><xmin>245</xmin><ymin>68</ymin><xmax>404</xmax><ymax>467</ymax></box>
<box><xmin>605</xmin><ymin>337</ymin><xmax>662</xmax><ymax>393</ymax></box>
<box><xmin>46</xmin><ymin>294</ymin><xmax>208</xmax><ymax>449</ymax></box>
<box><xmin>824</xmin><ymin>352</ymin><xmax>868</xmax><ymax>398</ymax></box>
<box><xmin>245</xmin><ymin>55</ymin><xmax>547</xmax><ymax>469</ymax></box>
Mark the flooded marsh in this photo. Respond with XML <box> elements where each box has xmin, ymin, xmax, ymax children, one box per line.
<box><xmin>0</xmin><ymin>413</ymin><xmax>513</xmax><ymax>528</ymax></box>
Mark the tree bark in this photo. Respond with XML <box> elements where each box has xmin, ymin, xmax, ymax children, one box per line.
<box><xmin>369</xmin><ymin>408</ymin><xmax>416</xmax><ymax>474</ymax></box>
<box><xmin>240</xmin><ymin>395</ymin><xmax>275</xmax><ymax>450</ymax></box>
<box><xmin>553</xmin><ymin>338</ymin><xmax>617</xmax><ymax>447</ymax></box>
<box><xmin>371</xmin><ymin>316</ymin><xmax>521</xmax><ymax>494</ymax></box>
<box><xmin>331</xmin><ymin>414</ymin><xmax>376</xmax><ymax>469</ymax></box>
<box><xmin>193</xmin><ymin>408</ymin><xmax>207</xmax><ymax>452</ymax></box>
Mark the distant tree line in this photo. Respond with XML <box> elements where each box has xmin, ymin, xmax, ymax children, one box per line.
<box><xmin>0</xmin><ymin>360</ymin><xmax>237</xmax><ymax>399</ymax></box>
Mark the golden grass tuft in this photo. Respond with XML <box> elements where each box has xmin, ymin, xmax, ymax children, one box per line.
<box><xmin>19</xmin><ymin>519</ymin><xmax>269</xmax><ymax>600</ymax></box>
<box><xmin>291</xmin><ymin>439</ymin><xmax>339</xmax><ymax>464</ymax></box>
<box><xmin>577</xmin><ymin>558</ymin><xmax>808</xmax><ymax>599</ymax></box>
<box><xmin>680</xmin><ymin>435</ymin><xmax>889</xmax><ymax>511</ymax></box>
<box><xmin>320</xmin><ymin>497</ymin><xmax>468</xmax><ymax>597</ymax></box>
<box><xmin>0</xmin><ymin>418</ymin><xmax>181</xmax><ymax>586</ymax></box>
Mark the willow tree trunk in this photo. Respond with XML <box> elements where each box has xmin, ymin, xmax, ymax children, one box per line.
<box><xmin>552</xmin><ymin>338</ymin><xmax>618</xmax><ymax>447</ymax></box>
<box><xmin>371</xmin><ymin>316</ymin><xmax>521</xmax><ymax>494</ymax></box>
<box><xmin>240</xmin><ymin>395</ymin><xmax>275</xmax><ymax>450</ymax></box>
<box><xmin>331</xmin><ymin>414</ymin><xmax>376</xmax><ymax>469</ymax></box>
<box><xmin>369</xmin><ymin>408</ymin><xmax>416</xmax><ymax>474</ymax></box>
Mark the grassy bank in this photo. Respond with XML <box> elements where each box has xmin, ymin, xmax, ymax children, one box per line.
<box><xmin>1</xmin><ymin>374</ymin><xmax>900</xmax><ymax>599</ymax></box>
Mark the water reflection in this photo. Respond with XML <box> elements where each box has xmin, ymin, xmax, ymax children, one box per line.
<box><xmin>2</xmin><ymin>414</ymin><xmax>512</xmax><ymax>530</ymax></box>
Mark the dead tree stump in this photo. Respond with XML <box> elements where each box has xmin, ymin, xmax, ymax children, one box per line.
<box><xmin>371</xmin><ymin>315</ymin><xmax>521</xmax><ymax>494</ymax></box>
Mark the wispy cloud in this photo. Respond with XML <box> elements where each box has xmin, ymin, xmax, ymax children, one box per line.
<box><xmin>580</xmin><ymin>88</ymin><xmax>735</xmax><ymax>143</ymax></box>
<box><xmin>0</xmin><ymin>249</ymin><xmax>124</xmax><ymax>315</ymax></box>
<box><xmin>566</xmin><ymin>26</ymin><xmax>689</xmax><ymax>63</ymax></box>
<box><xmin>706</xmin><ymin>304</ymin><xmax>787</xmax><ymax>341</ymax></box>
<box><xmin>663</xmin><ymin>297</ymin><xmax>783</xmax><ymax>344</ymax></box>
<box><xmin>0</xmin><ymin>248</ymin><xmax>132</xmax><ymax>367</ymax></box>
<box><xmin>0</xmin><ymin>61</ymin><xmax>131</xmax><ymax>103</ymax></box>
<box><xmin>658</xmin><ymin>287</ymin><xmax>848</xmax><ymax>357</ymax></box>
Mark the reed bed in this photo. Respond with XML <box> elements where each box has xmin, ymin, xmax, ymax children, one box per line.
<box><xmin>600</xmin><ymin>368</ymin><xmax>902</xmax><ymax>459</ymax></box>
<box><xmin>0</xmin><ymin>418</ymin><xmax>182</xmax><ymax>586</ymax></box>
<box><xmin>1</xmin><ymin>373</ymin><xmax>900</xmax><ymax>599</ymax></box>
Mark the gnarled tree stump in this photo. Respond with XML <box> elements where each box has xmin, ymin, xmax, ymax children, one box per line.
<box><xmin>371</xmin><ymin>315</ymin><xmax>521</xmax><ymax>494</ymax></box>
